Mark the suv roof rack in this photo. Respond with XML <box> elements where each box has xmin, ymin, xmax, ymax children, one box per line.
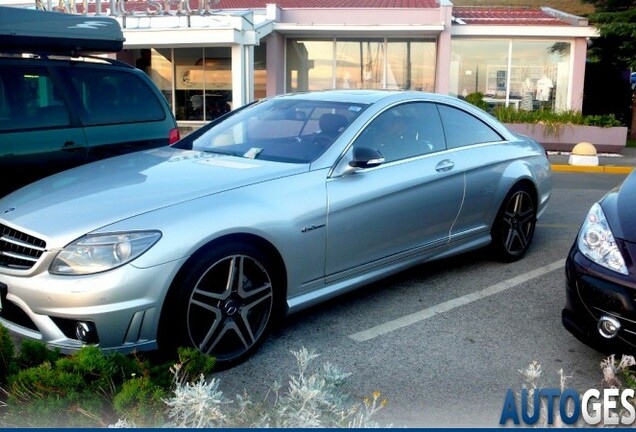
<box><xmin>0</xmin><ymin>51</ymin><xmax>134</xmax><ymax>69</ymax></box>
<box><xmin>0</xmin><ymin>6</ymin><xmax>124</xmax><ymax>55</ymax></box>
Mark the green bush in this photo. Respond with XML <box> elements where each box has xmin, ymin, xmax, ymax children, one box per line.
<box><xmin>17</xmin><ymin>339</ymin><xmax>61</xmax><ymax>369</ymax></box>
<box><xmin>492</xmin><ymin>106</ymin><xmax>623</xmax><ymax>128</ymax></box>
<box><xmin>113</xmin><ymin>376</ymin><xmax>167</xmax><ymax>426</ymax></box>
<box><xmin>464</xmin><ymin>92</ymin><xmax>489</xmax><ymax>111</ymax></box>
<box><xmin>0</xmin><ymin>326</ymin><xmax>384</xmax><ymax>428</ymax></box>
<box><xmin>0</xmin><ymin>325</ymin><xmax>17</xmax><ymax>384</ymax></box>
<box><xmin>0</xmin><ymin>327</ymin><xmax>218</xmax><ymax>428</ymax></box>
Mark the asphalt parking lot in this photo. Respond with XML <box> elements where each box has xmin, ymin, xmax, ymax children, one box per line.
<box><xmin>212</xmin><ymin>168</ymin><xmax>632</xmax><ymax>427</ymax></box>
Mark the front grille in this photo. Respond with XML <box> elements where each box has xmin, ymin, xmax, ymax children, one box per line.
<box><xmin>0</xmin><ymin>224</ymin><xmax>46</xmax><ymax>270</ymax></box>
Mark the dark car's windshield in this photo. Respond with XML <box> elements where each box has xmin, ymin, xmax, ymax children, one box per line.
<box><xmin>190</xmin><ymin>98</ymin><xmax>368</xmax><ymax>163</ymax></box>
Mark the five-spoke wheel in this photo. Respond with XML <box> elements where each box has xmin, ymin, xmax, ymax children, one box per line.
<box><xmin>492</xmin><ymin>184</ymin><xmax>536</xmax><ymax>262</ymax></box>
<box><xmin>162</xmin><ymin>242</ymin><xmax>279</xmax><ymax>367</ymax></box>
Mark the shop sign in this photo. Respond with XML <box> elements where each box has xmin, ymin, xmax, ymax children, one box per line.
<box><xmin>44</xmin><ymin>0</ymin><xmax>221</xmax><ymax>16</ymax></box>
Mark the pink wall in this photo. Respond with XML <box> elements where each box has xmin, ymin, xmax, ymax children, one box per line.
<box><xmin>570</xmin><ymin>38</ymin><xmax>588</xmax><ymax>111</ymax></box>
<box><xmin>279</xmin><ymin>8</ymin><xmax>443</xmax><ymax>25</ymax></box>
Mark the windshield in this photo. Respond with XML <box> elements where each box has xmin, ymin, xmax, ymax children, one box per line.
<box><xmin>190</xmin><ymin>98</ymin><xmax>368</xmax><ymax>163</ymax></box>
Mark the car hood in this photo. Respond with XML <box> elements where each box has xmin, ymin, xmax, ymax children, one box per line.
<box><xmin>602</xmin><ymin>170</ymin><xmax>636</xmax><ymax>243</ymax></box>
<box><xmin>0</xmin><ymin>147</ymin><xmax>307</xmax><ymax>244</ymax></box>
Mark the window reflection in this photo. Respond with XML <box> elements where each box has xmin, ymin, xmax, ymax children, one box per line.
<box><xmin>287</xmin><ymin>38</ymin><xmax>436</xmax><ymax>93</ymax></box>
<box><xmin>451</xmin><ymin>39</ymin><xmax>571</xmax><ymax>112</ymax></box>
<box><xmin>336</xmin><ymin>40</ymin><xmax>384</xmax><ymax>89</ymax></box>
<box><xmin>287</xmin><ymin>40</ymin><xmax>334</xmax><ymax>92</ymax></box>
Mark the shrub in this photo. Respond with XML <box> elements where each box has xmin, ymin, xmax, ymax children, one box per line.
<box><xmin>0</xmin><ymin>325</ymin><xmax>16</xmax><ymax>384</ymax></box>
<box><xmin>16</xmin><ymin>339</ymin><xmax>61</xmax><ymax>369</ymax></box>
<box><xmin>0</xmin><ymin>325</ymin><xmax>384</xmax><ymax>428</ymax></box>
<box><xmin>492</xmin><ymin>106</ymin><xmax>623</xmax><ymax>128</ymax></box>
<box><xmin>113</xmin><ymin>376</ymin><xmax>167</xmax><ymax>427</ymax></box>
<box><xmin>161</xmin><ymin>347</ymin><xmax>388</xmax><ymax>428</ymax></box>
<box><xmin>464</xmin><ymin>92</ymin><xmax>489</xmax><ymax>111</ymax></box>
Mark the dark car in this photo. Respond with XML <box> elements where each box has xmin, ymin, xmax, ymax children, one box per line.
<box><xmin>563</xmin><ymin>169</ymin><xmax>636</xmax><ymax>352</ymax></box>
<box><xmin>0</xmin><ymin>6</ymin><xmax>179</xmax><ymax>197</ymax></box>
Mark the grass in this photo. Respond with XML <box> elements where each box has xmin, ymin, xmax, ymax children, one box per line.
<box><xmin>452</xmin><ymin>0</ymin><xmax>595</xmax><ymax>16</ymax></box>
<box><xmin>627</xmin><ymin>138</ymin><xmax>636</xmax><ymax>148</ymax></box>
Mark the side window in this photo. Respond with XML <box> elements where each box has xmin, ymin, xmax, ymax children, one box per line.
<box><xmin>353</xmin><ymin>102</ymin><xmax>445</xmax><ymax>163</ymax></box>
<box><xmin>0</xmin><ymin>66</ymin><xmax>71</xmax><ymax>132</ymax></box>
<box><xmin>437</xmin><ymin>105</ymin><xmax>502</xmax><ymax>149</ymax></box>
<box><xmin>63</xmin><ymin>68</ymin><xmax>165</xmax><ymax>126</ymax></box>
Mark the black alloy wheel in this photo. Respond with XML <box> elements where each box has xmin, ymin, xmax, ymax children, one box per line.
<box><xmin>492</xmin><ymin>184</ymin><xmax>537</xmax><ymax>262</ymax></box>
<box><xmin>165</xmin><ymin>242</ymin><xmax>278</xmax><ymax>367</ymax></box>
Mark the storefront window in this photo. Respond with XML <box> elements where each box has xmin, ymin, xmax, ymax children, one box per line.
<box><xmin>174</xmin><ymin>47</ymin><xmax>232</xmax><ymax>122</ymax></box>
<box><xmin>286</xmin><ymin>40</ymin><xmax>334</xmax><ymax>92</ymax></box>
<box><xmin>450</xmin><ymin>39</ymin><xmax>509</xmax><ymax>103</ymax></box>
<box><xmin>451</xmin><ymin>39</ymin><xmax>571</xmax><ymax>112</ymax></box>
<box><xmin>287</xmin><ymin>38</ymin><xmax>436</xmax><ymax>93</ymax></box>
<box><xmin>387</xmin><ymin>41</ymin><xmax>436</xmax><ymax>92</ymax></box>
<box><xmin>510</xmin><ymin>41</ymin><xmax>571</xmax><ymax>112</ymax></box>
<box><xmin>254</xmin><ymin>44</ymin><xmax>267</xmax><ymax>100</ymax></box>
<box><xmin>150</xmin><ymin>48</ymin><xmax>173</xmax><ymax>110</ymax></box>
<box><xmin>336</xmin><ymin>40</ymin><xmax>384</xmax><ymax>89</ymax></box>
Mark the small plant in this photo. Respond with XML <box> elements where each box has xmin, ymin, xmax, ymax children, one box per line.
<box><xmin>160</xmin><ymin>347</ymin><xmax>389</xmax><ymax>428</ymax></box>
<box><xmin>0</xmin><ymin>326</ymin><xmax>384</xmax><ymax>428</ymax></box>
<box><xmin>0</xmin><ymin>325</ymin><xmax>17</xmax><ymax>384</ymax></box>
<box><xmin>492</xmin><ymin>106</ymin><xmax>623</xmax><ymax>130</ymax></box>
<box><xmin>464</xmin><ymin>92</ymin><xmax>489</xmax><ymax>111</ymax></box>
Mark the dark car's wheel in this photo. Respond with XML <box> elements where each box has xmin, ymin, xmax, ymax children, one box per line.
<box><xmin>491</xmin><ymin>183</ymin><xmax>536</xmax><ymax>262</ymax></box>
<box><xmin>161</xmin><ymin>242</ymin><xmax>279</xmax><ymax>367</ymax></box>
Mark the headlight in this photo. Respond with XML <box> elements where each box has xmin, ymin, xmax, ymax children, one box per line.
<box><xmin>578</xmin><ymin>203</ymin><xmax>628</xmax><ymax>275</ymax></box>
<box><xmin>50</xmin><ymin>231</ymin><xmax>161</xmax><ymax>276</ymax></box>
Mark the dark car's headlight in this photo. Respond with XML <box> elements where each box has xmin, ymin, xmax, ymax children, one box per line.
<box><xmin>577</xmin><ymin>203</ymin><xmax>628</xmax><ymax>275</ymax></box>
<box><xmin>50</xmin><ymin>231</ymin><xmax>161</xmax><ymax>275</ymax></box>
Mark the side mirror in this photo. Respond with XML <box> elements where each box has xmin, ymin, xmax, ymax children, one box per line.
<box><xmin>349</xmin><ymin>146</ymin><xmax>385</xmax><ymax>169</ymax></box>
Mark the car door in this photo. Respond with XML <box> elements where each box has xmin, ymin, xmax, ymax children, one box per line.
<box><xmin>324</xmin><ymin>101</ymin><xmax>464</xmax><ymax>281</ymax></box>
<box><xmin>435</xmin><ymin>104</ymin><xmax>509</xmax><ymax>243</ymax></box>
<box><xmin>0</xmin><ymin>64</ymin><xmax>87</xmax><ymax>197</ymax></box>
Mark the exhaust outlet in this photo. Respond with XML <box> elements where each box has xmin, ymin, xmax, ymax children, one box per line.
<box><xmin>598</xmin><ymin>315</ymin><xmax>621</xmax><ymax>339</ymax></box>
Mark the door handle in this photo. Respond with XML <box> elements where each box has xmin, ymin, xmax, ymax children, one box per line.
<box><xmin>435</xmin><ymin>159</ymin><xmax>454</xmax><ymax>172</ymax></box>
<box><xmin>61</xmin><ymin>141</ymin><xmax>78</xmax><ymax>152</ymax></box>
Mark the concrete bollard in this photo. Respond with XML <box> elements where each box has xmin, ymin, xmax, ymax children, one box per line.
<box><xmin>568</xmin><ymin>142</ymin><xmax>599</xmax><ymax>166</ymax></box>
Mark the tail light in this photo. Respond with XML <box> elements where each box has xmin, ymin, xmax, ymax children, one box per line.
<box><xmin>168</xmin><ymin>127</ymin><xmax>180</xmax><ymax>145</ymax></box>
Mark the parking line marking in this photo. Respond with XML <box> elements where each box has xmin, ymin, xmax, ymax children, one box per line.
<box><xmin>348</xmin><ymin>259</ymin><xmax>566</xmax><ymax>342</ymax></box>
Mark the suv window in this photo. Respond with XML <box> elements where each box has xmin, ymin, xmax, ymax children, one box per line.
<box><xmin>0</xmin><ymin>66</ymin><xmax>71</xmax><ymax>132</ymax></box>
<box><xmin>62</xmin><ymin>68</ymin><xmax>165</xmax><ymax>126</ymax></box>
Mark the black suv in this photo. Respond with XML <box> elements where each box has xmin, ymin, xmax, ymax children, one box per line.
<box><xmin>0</xmin><ymin>7</ymin><xmax>179</xmax><ymax>197</ymax></box>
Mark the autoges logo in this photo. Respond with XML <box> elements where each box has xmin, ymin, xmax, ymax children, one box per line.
<box><xmin>500</xmin><ymin>388</ymin><xmax>636</xmax><ymax>426</ymax></box>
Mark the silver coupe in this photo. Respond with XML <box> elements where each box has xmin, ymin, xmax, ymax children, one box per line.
<box><xmin>0</xmin><ymin>90</ymin><xmax>552</xmax><ymax>366</ymax></box>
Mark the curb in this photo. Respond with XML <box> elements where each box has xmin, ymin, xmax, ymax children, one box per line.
<box><xmin>551</xmin><ymin>164</ymin><xmax>634</xmax><ymax>174</ymax></box>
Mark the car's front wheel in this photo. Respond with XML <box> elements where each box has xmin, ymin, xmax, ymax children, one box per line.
<box><xmin>491</xmin><ymin>183</ymin><xmax>537</xmax><ymax>262</ymax></box>
<box><xmin>161</xmin><ymin>242</ymin><xmax>278</xmax><ymax>367</ymax></box>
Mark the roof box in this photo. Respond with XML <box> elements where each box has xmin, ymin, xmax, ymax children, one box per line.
<box><xmin>0</xmin><ymin>6</ymin><xmax>124</xmax><ymax>54</ymax></box>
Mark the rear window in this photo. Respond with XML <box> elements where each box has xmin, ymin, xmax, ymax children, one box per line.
<box><xmin>63</xmin><ymin>68</ymin><xmax>165</xmax><ymax>126</ymax></box>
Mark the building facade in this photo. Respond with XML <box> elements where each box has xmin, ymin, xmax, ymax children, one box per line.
<box><xmin>34</xmin><ymin>0</ymin><xmax>598</xmax><ymax>129</ymax></box>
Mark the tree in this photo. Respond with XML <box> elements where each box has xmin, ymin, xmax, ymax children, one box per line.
<box><xmin>581</xmin><ymin>0</ymin><xmax>636</xmax><ymax>137</ymax></box>
<box><xmin>580</xmin><ymin>0</ymin><xmax>636</xmax><ymax>70</ymax></box>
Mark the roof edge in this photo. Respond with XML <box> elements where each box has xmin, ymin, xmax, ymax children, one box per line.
<box><xmin>541</xmin><ymin>7</ymin><xmax>588</xmax><ymax>27</ymax></box>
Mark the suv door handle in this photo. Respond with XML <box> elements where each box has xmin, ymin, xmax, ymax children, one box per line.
<box><xmin>435</xmin><ymin>159</ymin><xmax>454</xmax><ymax>172</ymax></box>
<box><xmin>62</xmin><ymin>141</ymin><xmax>79</xmax><ymax>152</ymax></box>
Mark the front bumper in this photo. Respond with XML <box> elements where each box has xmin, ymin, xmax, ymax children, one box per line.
<box><xmin>0</xmin><ymin>258</ymin><xmax>185</xmax><ymax>354</ymax></box>
<box><xmin>563</xmin><ymin>244</ymin><xmax>636</xmax><ymax>353</ymax></box>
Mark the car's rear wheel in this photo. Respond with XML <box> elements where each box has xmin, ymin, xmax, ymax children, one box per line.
<box><xmin>491</xmin><ymin>183</ymin><xmax>536</xmax><ymax>262</ymax></box>
<box><xmin>161</xmin><ymin>242</ymin><xmax>278</xmax><ymax>367</ymax></box>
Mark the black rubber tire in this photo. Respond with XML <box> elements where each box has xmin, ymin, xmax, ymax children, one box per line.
<box><xmin>159</xmin><ymin>241</ymin><xmax>280</xmax><ymax>368</ymax></box>
<box><xmin>491</xmin><ymin>183</ymin><xmax>537</xmax><ymax>262</ymax></box>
